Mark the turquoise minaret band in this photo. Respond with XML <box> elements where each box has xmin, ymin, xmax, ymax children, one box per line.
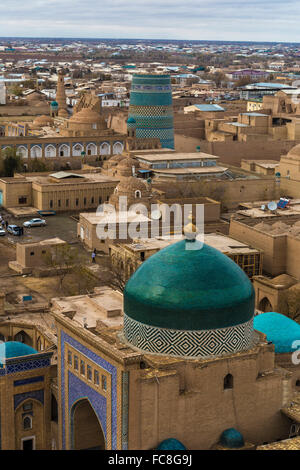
<box><xmin>128</xmin><ymin>74</ymin><xmax>174</xmax><ymax>149</ymax></box>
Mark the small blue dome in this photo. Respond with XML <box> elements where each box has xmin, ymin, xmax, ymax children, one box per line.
<box><xmin>51</xmin><ymin>101</ymin><xmax>58</xmax><ymax>107</ymax></box>
<box><xmin>0</xmin><ymin>342</ymin><xmax>37</xmax><ymax>364</ymax></box>
<box><xmin>127</xmin><ymin>117</ymin><xmax>136</xmax><ymax>124</ymax></box>
<box><xmin>220</xmin><ymin>428</ymin><xmax>244</xmax><ymax>448</ymax></box>
<box><xmin>254</xmin><ymin>312</ymin><xmax>300</xmax><ymax>353</ymax></box>
<box><xmin>156</xmin><ymin>438</ymin><xmax>186</xmax><ymax>450</ymax></box>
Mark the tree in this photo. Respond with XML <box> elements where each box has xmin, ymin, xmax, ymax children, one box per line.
<box><xmin>212</xmin><ymin>72</ymin><xmax>228</xmax><ymax>88</ymax></box>
<box><xmin>44</xmin><ymin>244</ymin><xmax>82</xmax><ymax>292</ymax></box>
<box><xmin>234</xmin><ymin>76</ymin><xmax>254</xmax><ymax>88</ymax></box>
<box><xmin>30</xmin><ymin>158</ymin><xmax>49</xmax><ymax>173</ymax></box>
<box><xmin>44</xmin><ymin>244</ymin><xmax>100</xmax><ymax>295</ymax></box>
<box><xmin>278</xmin><ymin>287</ymin><xmax>300</xmax><ymax>323</ymax></box>
<box><xmin>10</xmin><ymin>85</ymin><xmax>23</xmax><ymax>97</ymax></box>
<box><xmin>63</xmin><ymin>264</ymin><xmax>99</xmax><ymax>296</ymax></box>
<box><xmin>106</xmin><ymin>260</ymin><xmax>127</xmax><ymax>293</ymax></box>
<box><xmin>0</xmin><ymin>148</ymin><xmax>23</xmax><ymax>177</ymax></box>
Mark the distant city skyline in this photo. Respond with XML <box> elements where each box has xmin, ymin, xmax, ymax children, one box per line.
<box><xmin>1</xmin><ymin>0</ymin><xmax>300</xmax><ymax>43</ymax></box>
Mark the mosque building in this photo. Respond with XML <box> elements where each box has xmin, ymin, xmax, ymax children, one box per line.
<box><xmin>2</xmin><ymin>229</ymin><xmax>300</xmax><ymax>449</ymax></box>
<box><xmin>0</xmin><ymin>341</ymin><xmax>54</xmax><ymax>450</ymax></box>
<box><xmin>127</xmin><ymin>74</ymin><xmax>175</xmax><ymax>150</ymax></box>
<box><xmin>52</xmin><ymin>222</ymin><xmax>299</xmax><ymax>450</ymax></box>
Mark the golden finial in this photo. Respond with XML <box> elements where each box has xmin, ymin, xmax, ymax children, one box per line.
<box><xmin>184</xmin><ymin>211</ymin><xmax>198</xmax><ymax>241</ymax></box>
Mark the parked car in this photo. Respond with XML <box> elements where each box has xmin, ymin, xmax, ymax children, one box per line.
<box><xmin>7</xmin><ymin>225</ymin><xmax>23</xmax><ymax>236</ymax></box>
<box><xmin>23</xmin><ymin>218</ymin><xmax>46</xmax><ymax>228</ymax></box>
<box><xmin>0</xmin><ymin>228</ymin><xmax>5</xmax><ymax>236</ymax></box>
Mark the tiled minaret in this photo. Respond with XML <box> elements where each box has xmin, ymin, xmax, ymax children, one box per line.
<box><xmin>128</xmin><ymin>74</ymin><xmax>174</xmax><ymax>149</ymax></box>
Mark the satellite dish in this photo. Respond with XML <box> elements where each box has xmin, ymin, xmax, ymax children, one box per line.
<box><xmin>267</xmin><ymin>201</ymin><xmax>277</xmax><ymax>211</ymax></box>
<box><xmin>261</xmin><ymin>205</ymin><xmax>266</xmax><ymax>211</ymax></box>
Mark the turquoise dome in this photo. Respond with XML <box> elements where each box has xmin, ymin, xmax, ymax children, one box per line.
<box><xmin>127</xmin><ymin>117</ymin><xmax>136</xmax><ymax>124</ymax></box>
<box><xmin>254</xmin><ymin>312</ymin><xmax>300</xmax><ymax>353</ymax></box>
<box><xmin>156</xmin><ymin>438</ymin><xmax>186</xmax><ymax>450</ymax></box>
<box><xmin>124</xmin><ymin>239</ymin><xmax>255</xmax><ymax>331</ymax></box>
<box><xmin>220</xmin><ymin>429</ymin><xmax>244</xmax><ymax>448</ymax></box>
<box><xmin>50</xmin><ymin>101</ymin><xmax>58</xmax><ymax>107</ymax></box>
<box><xmin>0</xmin><ymin>342</ymin><xmax>37</xmax><ymax>364</ymax></box>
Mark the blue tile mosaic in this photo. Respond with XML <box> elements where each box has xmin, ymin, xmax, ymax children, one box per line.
<box><xmin>60</xmin><ymin>330</ymin><xmax>118</xmax><ymax>450</ymax></box>
<box><xmin>14</xmin><ymin>376</ymin><xmax>44</xmax><ymax>387</ymax></box>
<box><xmin>14</xmin><ymin>389</ymin><xmax>44</xmax><ymax>410</ymax></box>
<box><xmin>68</xmin><ymin>371</ymin><xmax>107</xmax><ymax>438</ymax></box>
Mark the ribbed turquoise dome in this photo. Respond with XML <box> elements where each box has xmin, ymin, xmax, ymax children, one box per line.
<box><xmin>0</xmin><ymin>342</ymin><xmax>37</xmax><ymax>364</ymax></box>
<box><xmin>127</xmin><ymin>117</ymin><xmax>136</xmax><ymax>124</ymax></box>
<box><xmin>156</xmin><ymin>438</ymin><xmax>186</xmax><ymax>450</ymax></box>
<box><xmin>254</xmin><ymin>312</ymin><xmax>300</xmax><ymax>353</ymax></box>
<box><xmin>50</xmin><ymin>101</ymin><xmax>58</xmax><ymax>107</ymax></box>
<box><xmin>124</xmin><ymin>240</ymin><xmax>255</xmax><ymax>331</ymax></box>
<box><xmin>220</xmin><ymin>429</ymin><xmax>244</xmax><ymax>448</ymax></box>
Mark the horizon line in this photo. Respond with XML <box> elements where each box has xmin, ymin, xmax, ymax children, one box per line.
<box><xmin>0</xmin><ymin>36</ymin><xmax>299</xmax><ymax>46</ymax></box>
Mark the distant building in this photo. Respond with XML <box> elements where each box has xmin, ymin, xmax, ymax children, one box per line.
<box><xmin>0</xmin><ymin>82</ymin><xmax>6</xmax><ymax>105</ymax></box>
<box><xmin>239</xmin><ymin>83</ymin><xmax>296</xmax><ymax>101</ymax></box>
<box><xmin>0</xmin><ymin>171</ymin><xmax>118</xmax><ymax>212</ymax></box>
<box><xmin>231</xmin><ymin>69</ymin><xmax>271</xmax><ymax>81</ymax></box>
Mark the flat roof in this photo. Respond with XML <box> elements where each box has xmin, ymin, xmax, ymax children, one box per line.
<box><xmin>27</xmin><ymin>173</ymin><xmax>118</xmax><ymax>185</ymax></box>
<box><xmin>153</xmin><ymin>166</ymin><xmax>227</xmax><ymax>175</ymax></box>
<box><xmin>52</xmin><ymin>287</ymin><xmax>123</xmax><ymax>329</ymax></box>
<box><xmin>135</xmin><ymin>152</ymin><xmax>219</xmax><ymax>163</ymax></box>
<box><xmin>49</xmin><ymin>171</ymin><xmax>85</xmax><ymax>179</ymax></box>
<box><xmin>241</xmin><ymin>112</ymin><xmax>269</xmax><ymax>117</ymax></box>
<box><xmin>225</xmin><ymin>122</ymin><xmax>249</xmax><ymax>127</ymax></box>
<box><xmin>120</xmin><ymin>233</ymin><xmax>259</xmax><ymax>254</ymax></box>
<box><xmin>123</xmin><ymin>237</ymin><xmax>182</xmax><ymax>252</ymax></box>
<box><xmin>194</xmin><ymin>104</ymin><xmax>225</xmax><ymax>112</ymax></box>
<box><xmin>204</xmin><ymin>233</ymin><xmax>260</xmax><ymax>254</ymax></box>
<box><xmin>80</xmin><ymin>211</ymin><xmax>151</xmax><ymax>225</ymax></box>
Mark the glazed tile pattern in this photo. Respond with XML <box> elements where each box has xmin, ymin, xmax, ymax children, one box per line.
<box><xmin>124</xmin><ymin>314</ymin><xmax>255</xmax><ymax>358</ymax></box>
<box><xmin>60</xmin><ymin>330</ymin><xmax>118</xmax><ymax>450</ymax></box>
<box><xmin>128</xmin><ymin>74</ymin><xmax>174</xmax><ymax>149</ymax></box>
<box><xmin>14</xmin><ymin>389</ymin><xmax>44</xmax><ymax>409</ymax></box>
<box><xmin>121</xmin><ymin>372</ymin><xmax>129</xmax><ymax>450</ymax></box>
<box><xmin>68</xmin><ymin>371</ymin><xmax>107</xmax><ymax>439</ymax></box>
<box><xmin>5</xmin><ymin>355</ymin><xmax>51</xmax><ymax>375</ymax></box>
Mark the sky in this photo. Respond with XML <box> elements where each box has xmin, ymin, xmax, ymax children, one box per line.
<box><xmin>1</xmin><ymin>0</ymin><xmax>300</xmax><ymax>43</ymax></box>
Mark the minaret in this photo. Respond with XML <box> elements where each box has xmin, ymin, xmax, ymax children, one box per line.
<box><xmin>56</xmin><ymin>70</ymin><xmax>67</xmax><ymax>111</ymax></box>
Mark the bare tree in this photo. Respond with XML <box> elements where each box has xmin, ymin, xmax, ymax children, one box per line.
<box><xmin>106</xmin><ymin>261</ymin><xmax>127</xmax><ymax>293</ymax></box>
<box><xmin>278</xmin><ymin>288</ymin><xmax>300</xmax><ymax>323</ymax></box>
<box><xmin>44</xmin><ymin>244</ymin><xmax>82</xmax><ymax>292</ymax></box>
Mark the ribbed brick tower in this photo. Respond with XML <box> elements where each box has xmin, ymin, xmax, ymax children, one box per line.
<box><xmin>127</xmin><ymin>74</ymin><xmax>174</xmax><ymax>149</ymax></box>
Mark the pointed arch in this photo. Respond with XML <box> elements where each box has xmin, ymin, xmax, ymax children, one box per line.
<box><xmin>70</xmin><ymin>398</ymin><xmax>106</xmax><ymax>450</ymax></box>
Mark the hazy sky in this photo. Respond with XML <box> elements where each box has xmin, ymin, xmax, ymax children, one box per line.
<box><xmin>1</xmin><ymin>0</ymin><xmax>300</xmax><ymax>43</ymax></box>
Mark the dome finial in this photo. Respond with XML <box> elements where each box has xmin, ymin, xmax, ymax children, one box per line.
<box><xmin>184</xmin><ymin>212</ymin><xmax>198</xmax><ymax>242</ymax></box>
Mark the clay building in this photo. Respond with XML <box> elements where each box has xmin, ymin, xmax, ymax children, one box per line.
<box><xmin>241</xmin><ymin>159</ymin><xmax>279</xmax><ymax>176</ymax></box>
<box><xmin>52</xmin><ymin>232</ymin><xmax>298</xmax><ymax>450</ymax></box>
<box><xmin>229</xmin><ymin>210</ymin><xmax>300</xmax><ymax>312</ymax></box>
<box><xmin>9</xmin><ymin>238</ymin><xmax>66</xmax><ymax>275</ymax></box>
<box><xmin>109</xmin><ymin>232</ymin><xmax>262</xmax><ymax>282</ymax></box>
<box><xmin>0</xmin><ymin>315</ymin><xmax>58</xmax><ymax>450</ymax></box>
<box><xmin>1</xmin><ymin>74</ymin><xmax>126</xmax><ymax>170</ymax></box>
<box><xmin>0</xmin><ymin>171</ymin><xmax>119</xmax><ymax>213</ymax></box>
<box><xmin>0</xmin><ymin>341</ymin><xmax>54</xmax><ymax>450</ymax></box>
